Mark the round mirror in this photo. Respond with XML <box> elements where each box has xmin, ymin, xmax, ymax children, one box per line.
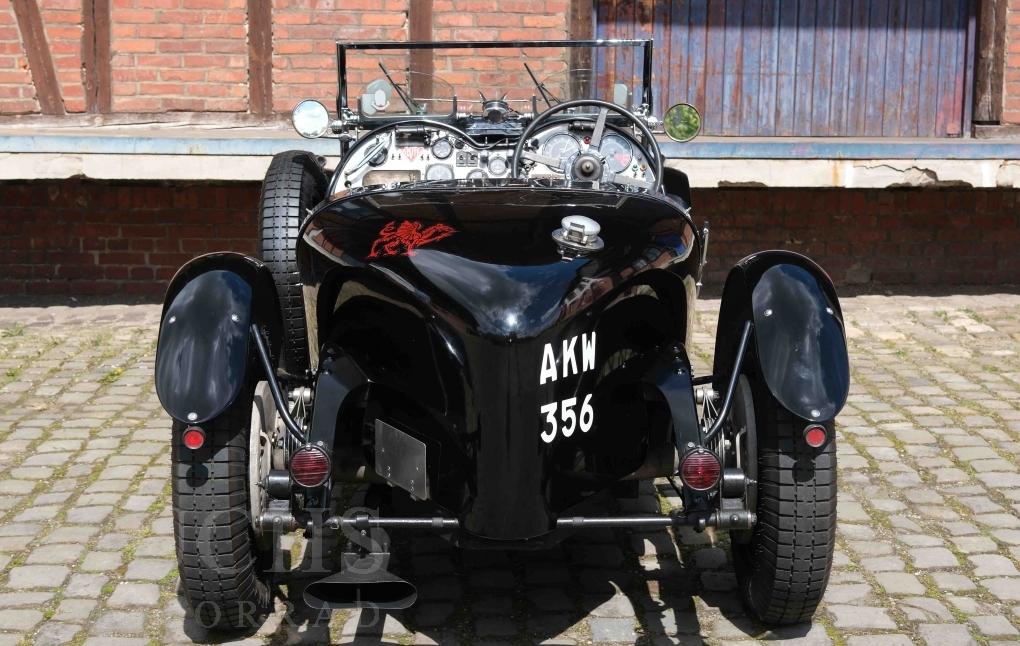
<box><xmin>292</xmin><ymin>100</ymin><xmax>330</xmax><ymax>139</ymax></box>
<box><xmin>663</xmin><ymin>103</ymin><xmax>702</xmax><ymax>142</ymax></box>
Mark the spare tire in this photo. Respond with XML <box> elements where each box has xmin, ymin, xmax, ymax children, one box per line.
<box><xmin>257</xmin><ymin>151</ymin><xmax>327</xmax><ymax>378</ymax></box>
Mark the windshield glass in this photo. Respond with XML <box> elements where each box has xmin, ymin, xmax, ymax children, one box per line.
<box><xmin>341</xmin><ymin>41</ymin><xmax>650</xmax><ymax>120</ymax></box>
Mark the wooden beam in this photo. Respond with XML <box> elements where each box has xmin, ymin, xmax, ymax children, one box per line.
<box><xmin>82</xmin><ymin>0</ymin><xmax>111</xmax><ymax>113</ymax></box>
<box><xmin>973</xmin><ymin>0</ymin><xmax>1006</xmax><ymax>123</ymax></box>
<box><xmin>408</xmin><ymin>0</ymin><xmax>433</xmax><ymax>101</ymax></box>
<box><xmin>12</xmin><ymin>0</ymin><xmax>64</xmax><ymax>115</ymax></box>
<box><xmin>247</xmin><ymin>0</ymin><xmax>273</xmax><ymax>115</ymax></box>
<box><xmin>569</xmin><ymin>0</ymin><xmax>594</xmax><ymax>97</ymax></box>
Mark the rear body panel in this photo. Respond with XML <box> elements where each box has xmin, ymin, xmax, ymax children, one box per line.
<box><xmin>299</xmin><ymin>183</ymin><xmax>701</xmax><ymax>540</ymax></box>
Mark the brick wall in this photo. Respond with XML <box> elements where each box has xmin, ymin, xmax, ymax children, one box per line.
<box><xmin>0</xmin><ymin>0</ymin><xmax>572</xmax><ymax>116</ymax></box>
<box><xmin>272</xmin><ymin>0</ymin><xmax>409</xmax><ymax>113</ymax></box>
<box><xmin>41</xmin><ymin>0</ymin><xmax>85</xmax><ymax>113</ymax></box>
<box><xmin>111</xmin><ymin>0</ymin><xmax>249</xmax><ymax>113</ymax></box>
<box><xmin>0</xmin><ymin>3</ymin><xmax>36</xmax><ymax>114</ymax></box>
<box><xmin>1007</xmin><ymin>0</ymin><xmax>1020</xmax><ymax>123</ymax></box>
<box><xmin>696</xmin><ymin>188</ymin><xmax>1020</xmax><ymax>287</ymax></box>
<box><xmin>1</xmin><ymin>181</ymin><xmax>1016</xmax><ymax>298</ymax></box>
<box><xmin>4</xmin><ymin>1</ymin><xmax>1015</xmax><ymax>125</ymax></box>
<box><xmin>0</xmin><ymin>181</ymin><xmax>256</xmax><ymax>296</ymax></box>
<box><xmin>432</xmin><ymin>0</ymin><xmax>569</xmax><ymax>103</ymax></box>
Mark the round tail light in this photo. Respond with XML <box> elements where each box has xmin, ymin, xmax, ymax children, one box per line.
<box><xmin>680</xmin><ymin>448</ymin><xmax>721</xmax><ymax>491</ymax></box>
<box><xmin>290</xmin><ymin>445</ymin><xmax>331</xmax><ymax>488</ymax></box>
<box><xmin>182</xmin><ymin>426</ymin><xmax>205</xmax><ymax>450</ymax></box>
<box><xmin>804</xmin><ymin>424</ymin><xmax>828</xmax><ymax>448</ymax></box>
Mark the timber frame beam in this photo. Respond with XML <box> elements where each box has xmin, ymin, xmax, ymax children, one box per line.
<box><xmin>408</xmin><ymin>0</ymin><xmax>434</xmax><ymax>100</ymax></box>
<box><xmin>82</xmin><ymin>0</ymin><xmax>111</xmax><ymax>113</ymax></box>
<box><xmin>12</xmin><ymin>0</ymin><xmax>64</xmax><ymax>115</ymax></box>
<box><xmin>248</xmin><ymin>0</ymin><xmax>273</xmax><ymax>116</ymax></box>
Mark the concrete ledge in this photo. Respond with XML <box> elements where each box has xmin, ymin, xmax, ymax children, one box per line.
<box><xmin>2</xmin><ymin>128</ymin><xmax>1019</xmax><ymax>187</ymax></box>
<box><xmin>665</xmin><ymin>159</ymin><xmax>1020</xmax><ymax>189</ymax></box>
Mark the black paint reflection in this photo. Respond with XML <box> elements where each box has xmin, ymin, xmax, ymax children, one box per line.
<box><xmin>752</xmin><ymin>264</ymin><xmax>849</xmax><ymax>421</ymax></box>
<box><xmin>155</xmin><ymin>270</ymin><xmax>252</xmax><ymax>424</ymax></box>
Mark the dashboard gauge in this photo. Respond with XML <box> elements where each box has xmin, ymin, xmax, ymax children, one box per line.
<box><xmin>467</xmin><ymin>169</ymin><xmax>487</xmax><ymax>179</ymax></box>
<box><xmin>541</xmin><ymin>134</ymin><xmax>581</xmax><ymax>167</ymax></box>
<box><xmin>599</xmin><ymin>134</ymin><xmax>633</xmax><ymax>172</ymax></box>
<box><xmin>367</xmin><ymin>147</ymin><xmax>388</xmax><ymax>167</ymax></box>
<box><xmin>425</xmin><ymin>164</ymin><xmax>454</xmax><ymax>181</ymax></box>
<box><xmin>487</xmin><ymin>156</ymin><xmax>508</xmax><ymax>175</ymax></box>
<box><xmin>431</xmin><ymin>137</ymin><xmax>453</xmax><ymax>159</ymax></box>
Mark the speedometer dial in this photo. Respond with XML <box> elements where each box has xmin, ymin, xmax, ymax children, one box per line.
<box><xmin>425</xmin><ymin>164</ymin><xmax>454</xmax><ymax>181</ymax></box>
<box><xmin>487</xmin><ymin>156</ymin><xmax>508</xmax><ymax>175</ymax></box>
<box><xmin>599</xmin><ymin>134</ymin><xmax>633</xmax><ymax>173</ymax></box>
<box><xmin>541</xmin><ymin>134</ymin><xmax>581</xmax><ymax>168</ymax></box>
<box><xmin>431</xmin><ymin>137</ymin><xmax>453</xmax><ymax>159</ymax></box>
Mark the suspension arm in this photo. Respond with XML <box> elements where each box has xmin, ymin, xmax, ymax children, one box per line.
<box><xmin>702</xmin><ymin>320</ymin><xmax>753</xmax><ymax>445</ymax></box>
<box><xmin>250</xmin><ymin>323</ymin><xmax>307</xmax><ymax>445</ymax></box>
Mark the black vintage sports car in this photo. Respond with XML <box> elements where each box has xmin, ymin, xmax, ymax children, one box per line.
<box><xmin>154</xmin><ymin>39</ymin><xmax>849</xmax><ymax>629</ymax></box>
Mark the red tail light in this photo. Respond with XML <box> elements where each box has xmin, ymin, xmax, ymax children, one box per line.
<box><xmin>182</xmin><ymin>426</ymin><xmax>205</xmax><ymax>450</ymax></box>
<box><xmin>680</xmin><ymin>448</ymin><xmax>721</xmax><ymax>491</ymax></box>
<box><xmin>804</xmin><ymin>424</ymin><xmax>828</xmax><ymax>448</ymax></box>
<box><xmin>290</xmin><ymin>446</ymin><xmax>331</xmax><ymax>487</ymax></box>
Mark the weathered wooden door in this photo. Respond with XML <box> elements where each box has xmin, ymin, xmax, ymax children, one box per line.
<box><xmin>595</xmin><ymin>0</ymin><xmax>975</xmax><ymax>137</ymax></box>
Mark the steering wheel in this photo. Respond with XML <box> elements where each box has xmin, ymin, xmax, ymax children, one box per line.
<box><xmin>511</xmin><ymin>98</ymin><xmax>663</xmax><ymax>193</ymax></box>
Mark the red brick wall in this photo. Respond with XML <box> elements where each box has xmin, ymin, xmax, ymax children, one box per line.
<box><xmin>0</xmin><ymin>181</ymin><xmax>256</xmax><ymax>296</ymax></box>
<box><xmin>432</xmin><ymin>0</ymin><xmax>569</xmax><ymax>103</ymax></box>
<box><xmin>1007</xmin><ymin>0</ymin><xmax>1020</xmax><ymax>124</ymax></box>
<box><xmin>0</xmin><ymin>3</ymin><xmax>37</xmax><ymax>114</ymax></box>
<box><xmin>0</xmin><ymin>1</ymin><xmax>572</xmax><ymax>116</ymax></box>
<box><xmin>696</xmin><ymin>188</ymin><xmax>1020</xmax><ymax>287</ymax></box>
<box><xmin>111</xmin><ymin>0</ymin><xmax>249</xmax><ymax>112</ymax></box>
<box><xmin>1</xmin><ymin>181</ymin><xmax>1017</xmax><ymax>297</ymax></box>
<box><xmin>41</xmin><ymin>0</ymin><xmax>85</xmax><ymax>113</ymax></box>
<box><xmin>272</xmin><ymin>0</ymin><xmax>409</xmax><ymax>113</ymax></box>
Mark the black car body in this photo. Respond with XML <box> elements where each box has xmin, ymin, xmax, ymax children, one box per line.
<box><xmin>153</xmin><ymin>39</ymin><xmax>850</xmax><ymax>628</ymax></box>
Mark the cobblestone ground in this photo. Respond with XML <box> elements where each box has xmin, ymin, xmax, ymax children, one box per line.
<box><xmin>1</xmin><ymin>295</ymin><xmax>1020</xmax><ymax>645</ymax></box>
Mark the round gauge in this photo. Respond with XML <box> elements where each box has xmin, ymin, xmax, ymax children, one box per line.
<box><xmin>487</xmin><ymin>156</ymin><xmax>508</xmax><ymax>175</ymax></box>
<box><xmin>541</xmin><ymin>134</ymin><xmax>581</xmax><ymax>167</ymax></box>
<box><xmin>599</xmin><ymin>134</ymin><xmax>633</xmax><ymax>173</ymax></box>
<box><xmin>431</xmin><ymin>137</ymin><xmax>453</xmax><ymax>159</ymax></box>
<box><xmin>425</xmin><ymin>164</ymin><xmax>454</xmax><ymax>181</ymax></box>
<box><xmin>467</xmin><ymin>169</ymin><xmax>487</xmax><ymax>179</ymax></box>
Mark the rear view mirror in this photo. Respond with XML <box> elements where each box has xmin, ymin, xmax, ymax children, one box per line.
<box><xmin>663</xmin><ymin>103</ymin><xmax>702</xmax><ymax>142</ymax></box>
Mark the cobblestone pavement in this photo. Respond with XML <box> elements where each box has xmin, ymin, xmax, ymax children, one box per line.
<box><xmin>1</xmin><ymin>294</ymin><xmax>1020</xmax><ymax>645</ymax></box>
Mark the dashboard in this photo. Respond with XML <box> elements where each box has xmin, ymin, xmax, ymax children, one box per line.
<box><xmin>522</xmin><ymin>122</ymin><xmax>654</xmax><ymax>190</ymax></box>
<box><xmin>330</xmin><ymin>119</ymin><xmax>656</xmax><ymax>195</ymax></box>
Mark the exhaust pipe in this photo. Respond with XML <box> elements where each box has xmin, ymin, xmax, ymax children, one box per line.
<box><xmin>303</xmin><ymin>552</ymin><xmax>417</xmax><ymax>610</ymax></box>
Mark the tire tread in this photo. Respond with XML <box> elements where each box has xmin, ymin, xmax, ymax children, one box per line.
<box><xmin>172</xmin><ymin>391</ymin><xmax>268</xmax><ymax>630</ymax></box>
<box><xmin>257</xmin><ymin>150</ymin><xmax>327</xmax><ymax>377</ymax></box>
<box><xmin>734</xmin><ymin>382</ymin><xmax>837</xmax><ymax>625</ymax></box>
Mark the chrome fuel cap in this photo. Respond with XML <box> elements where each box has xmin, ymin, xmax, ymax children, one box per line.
<box><xmin>552</xmin><ymin>215</ymin><xmax>604</xmax><ymax>254</ymax></box>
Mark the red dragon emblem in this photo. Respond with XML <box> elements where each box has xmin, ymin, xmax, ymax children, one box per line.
<box><xmin>368</xmin><ymin>220</ymin><xmax>457</xmax><ymax>259</ymax></box>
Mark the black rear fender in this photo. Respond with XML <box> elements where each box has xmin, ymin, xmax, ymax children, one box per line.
<box><xmin>713</xmin><ymin>250</ymin><xmax>849</xmax><ymax>423</ymax></box>
<box><xmin>154</xmin><ymin>253</ymin><xmax>283</xmax><ymax>425</ymax></box>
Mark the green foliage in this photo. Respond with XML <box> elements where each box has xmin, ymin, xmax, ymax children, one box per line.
<box><xmin>100</xmin><ymin>366</ymin><xmax>125</xmax><ymax>385</ymax></box>
<box><xmin>0</xmin><ymin>323</ymin><xmax>25</xmax><ymax>338</ymax></box>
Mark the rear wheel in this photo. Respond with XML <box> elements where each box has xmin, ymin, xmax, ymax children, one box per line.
<box><xmin>257</xmin><ymin>151</ymin><xmax>328</xmax><ymax>378</ymax></box>
<box><xmin>730</xmin><ymin>369</ymin><xmax>837</xmax><ymax>625</ymax></box>
<box><xmin>172</xmin><ymin>384</ymin><xmax>272</xmax><ymax>630</ymax></box>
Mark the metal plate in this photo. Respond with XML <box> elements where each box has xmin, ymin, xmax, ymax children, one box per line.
<box><xmin>751</xmin><ymin>264</ymin><xmax>850</xmax><ymax>422</ymax></box>
<box><xmin>374</xmin><ymin>419</ymin><xmax>428</xmax><ymax>500</ymax></box>
<box><xmin>154</xmin><ymin>269</ymin><xmax>251</xmax><ymax>424</ymax></box>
